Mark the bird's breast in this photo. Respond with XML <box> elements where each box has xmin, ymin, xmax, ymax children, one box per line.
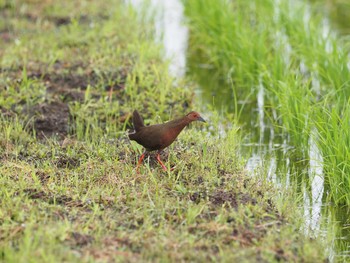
<box><xmin>161</xmin><ymin>128</ymin><xmax>182</xmax><ymax>148</ymax></box>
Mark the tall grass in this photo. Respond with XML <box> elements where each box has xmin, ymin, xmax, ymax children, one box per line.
<box><xmin>184</xmin><ymin>0</ymin><xmax>275</xmax><ymax>98</ymax></box>
<box><xmin>184</xmin><ymin>0</ymin><xmax>313</xmax><ymax>152</ymax></box>
<box><xmin>184</xmin><ymin>0</ymin><xmax>350</xmax><ymax>204</ymax></box>
<box><xmin>314</xmin><ymin>100</ymin><xmax>350</xmax><ymax>205</ymax></box>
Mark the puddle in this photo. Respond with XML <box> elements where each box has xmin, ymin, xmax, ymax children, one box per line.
<box><xmin>130</xmin><ymin>0</ymin><xmax>350</xmax><ymax>260</ymax></box>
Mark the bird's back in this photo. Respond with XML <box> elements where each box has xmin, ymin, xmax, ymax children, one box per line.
<box><xmin>130</xmin><ymin>124</ymin><xmax>166</xmax><ymax>151</ymax></box>
<box><xmin>129</xmin><ymin>111</ymin><xmax>190</xmax><ymax>151</ymax></box>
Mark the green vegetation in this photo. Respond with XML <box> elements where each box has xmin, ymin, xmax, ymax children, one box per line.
<box><xmin>183</xmin><ymin>0</ymin><xmax>350</xmax><ymax>205</ymax></box>
<box><xmin>0</xmin><ymin>0</ymin><xmax>327</xmax><ymax>262</ymax></box>
<box><xmin>315</xmin><ymin>102</ymin><xmax>350</xmax><ymax>205</ymax></box>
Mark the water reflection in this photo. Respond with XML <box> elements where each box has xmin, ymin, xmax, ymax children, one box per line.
<box><xmin>129</xmin><ymin>0</ymin><xmax>188</xmax><ymax>77</ymax></box>
<box><xmin>188</xmin><ymin>30</ymin><xmax>350</xmax><ymax>261</ymax></box>
<box><xmin>306</xmin><ymin>134</ymin><xmax>324</xmax><ymax>233</ymax></box>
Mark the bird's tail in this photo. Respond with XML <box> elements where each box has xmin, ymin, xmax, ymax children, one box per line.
<box><xmin>132</xmin><ymin>110</ymin><xmax>145</xmax><ymax>132</ymax></box>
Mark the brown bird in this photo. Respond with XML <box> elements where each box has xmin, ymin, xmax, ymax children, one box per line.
<box><xmin>129</xmin><ymin>110</ymin><xmax>206</xmax><ymax>171</ymax></box>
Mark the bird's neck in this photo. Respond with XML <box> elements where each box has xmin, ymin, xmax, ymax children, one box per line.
<box><xmin>166</xmin><ymin>116</ymin><xmax>191</xmax><ymax>134</ymax></box>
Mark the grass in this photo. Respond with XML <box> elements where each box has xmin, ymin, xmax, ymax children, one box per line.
<box><xmin>314</xmin><ymin>100</ymin><xmax>350</xmax><ymax>205</ymax></box>
<box><xmin>0</xmin><ymin>117</ymin><xmax>326</xmax><ymax>262</ymax></box>
<box><xmin>183</xmin><ymin>0</ymin><xmax>350</xmax><ymax>206</ymax></box>
<box><xmin>0</xmin><ymin>0</ymin><xmax>328</xmax><ymax>262</ymax></box>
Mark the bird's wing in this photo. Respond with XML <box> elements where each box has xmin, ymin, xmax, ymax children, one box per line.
<box><xmin>133</xmin><ymin>110</ymin><xmax>145</xmax><ymax>132</ymax></box>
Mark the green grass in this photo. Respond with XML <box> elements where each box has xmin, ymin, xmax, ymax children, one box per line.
<box><xmin>183</xmin><ymin>0</ymin><xmax>350</xmax><ymax>205</ymax></box>
<box><xmin>184</xmin><ymin>0</ymin><xmax>314</xmax><ymax>153</ymax></box>
<box><xmin>0</xmin><ymin>116</ymin><xmax>326</xmax><ymax>262</ymax></box>
<box><xmin>0</xmin><ymin>0</ymin><xmax>328</xmax><ymax>262</ymax></box>
<box><xmin>314</xmin><ymin>100</ymin><xmax>350</xmax><ymax>205</ymax></box>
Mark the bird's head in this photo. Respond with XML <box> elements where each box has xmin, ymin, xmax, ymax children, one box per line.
<box><xmin>186</xmin><ymin>111</ymin><xmax>206</xmax><ymax>123</ymax></box>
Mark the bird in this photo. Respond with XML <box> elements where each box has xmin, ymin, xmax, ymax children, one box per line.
<box><xmin>128</xmin><ymin>110</ymin><xmax>206</xmax><ymax>172</ymax></box>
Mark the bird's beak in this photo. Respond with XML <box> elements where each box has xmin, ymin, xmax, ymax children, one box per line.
<box><xmin>198</xmin><ymin>117</ymin><xmax>206</xmax><ymax>123</ymax></box>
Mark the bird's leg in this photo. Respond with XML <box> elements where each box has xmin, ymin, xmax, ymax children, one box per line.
<box><xmin>136</xmin><ymin>151</ymin><xmax>146</xmax><ymax>173</ymax></box>
<box><xmin>108</xmin><ymin>86</ymin><xmax>113</xmax><ymax>102</ymax></box>
<box><xmin>156</xmin><ymin>151</ymin><xmax>167</xmax><ymax>171</ymax></box>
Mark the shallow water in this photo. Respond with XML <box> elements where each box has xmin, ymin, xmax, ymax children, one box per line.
<box><xmin>130</xmin><ymin>0</ymin><xmax>350</xmax><ymax>260</ymax></box>
<box><xmin>128</xmin><ymin>0</ymin><xmax>188</xmax><ymax>78</ymax></box>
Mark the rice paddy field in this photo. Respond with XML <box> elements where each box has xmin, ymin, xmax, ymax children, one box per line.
<box><xmin>183</xmin><ymin>0</ymin><xmax>350</xmax><ymax>261</ymax></box>
<box><xmin>0</xmin><ymin>0</ymin><xmax>349</xmax><ymax>262</ymax></box>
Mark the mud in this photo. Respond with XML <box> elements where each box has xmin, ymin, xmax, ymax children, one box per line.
<box><xmin>66</xmin><ymin>232</ymin><xmax>94</xmax><ymax>247</ymax></box>
<box><xmin>0</xmin><ymin>106</ymin><xmax>16</xmax><ymax>118</ymax></box>
<box><xmin>0</xmin><ymin>1</ymin><xmax>108</xmax><ymax>29</ymax></box>
<box><xmin>23</xmin><ymin>188</ymin><xmax>85</xmax><ymax>208</ymax></box>
<box><xmin>0</xmin><ymin>1</ymin><xmax>131</xmax><ymax>138</ymax></box>
<box><xmin>35</xmin><ymin>170</ymin><xmax>51</xmax><ymax>184</ymax></box>
<box><xmin>210</xmin><ymin>190</ymin><xmax>264</xmax><ymax>214</ymax></box>
<box><xmin>55</xmin><ymin>155</ymin><xmax>80</xmax><ymax>169</ymax></box>
<box><xmin>25</xmin><ymin>101</ymin><xmax>70</xmax><ymax>138</ymax></box>
<box><xmin>29</xmin><ymin>61</ymin><xmax>127</xmax><ymax>100</ymax></box>
<box><xmin>22</xmin><ymin>188</ymin><xmax>116</xmax><ymax>209</ymax></box>
<box><xmin>0</xmin><ymin>60</ymin><xmax>128</xmax><ymax>139</ymax></box>
<box><xmin>0</xmin><ymin>30</ymin><xmax>12</xmax><ymax>43</ymax></box>
<box><xmin>85</xmin><ymin>236</ymin><xmax>135</xmax><ymax>261</ymax></box>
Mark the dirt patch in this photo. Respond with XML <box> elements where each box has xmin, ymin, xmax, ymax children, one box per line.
<box><xmin>83</xmin><ymin>236</ymin><xmax>136</xmax><ymax>261</ymax></box>
<box><xmin>24</xmin><ymin>101</ymin><xmax>70</xmax><ymax>138</ymax></box>
<box><xmin>189</xmin><ymin>191</ymin><xmax>207</xmax><ymax>204</ymax></box>
<box><xmin>3</xmin><ymin>64</ymin><xmax>120</xmax><ymax>138</ymax></box>
<box><xmin>274</xmin><ymin>248</ymin><xmax>287</xmax><ymax>262</ymax></box>
<box><xmin>22</xmin><ymin>13</ymin><xmax>110</xmax><ymax>27</ymax></box>
<box><xmin>21</xmin><ymin>13</ymin><xmax>71</xmax><ymax>26</ymax></box>
<box><xmin>23</xmin><ymin>188</ymin><xmax>85</xmax><ymax>208</ymax></box>
<box><xmin>210</xmin><ymin>190</ymin><xmax>238</xmax><ymax>208</ymax></box>
<box><xmin>0</xmin><ymin>106</ymin><xmax>16</xmax><ymax>118</ymax></box>
<box><xmin>28</xmin><ymin>61</ymin><xmax>127</xmax><ymax>100</ymax></box>
<box><xmin>42</xmin><ymin>69</ymin><xmax>91</xmax><ymax>90</ymax></box>
<box><xmin>17</xmin><ymin>63</ymin><xmax>127</xmax><ymax>138</ymax></box>
<box><xmin>22</xmin><ymin>188</ymin><xmax>116</xmax><ymax>209</ymax></box>
<box><xmin>0</xmin><ymin>225</ymin><xmax>26</xmax><ymax>242</ymax></box>
<box><xmin>194</xmin><ymin>244</ymin><xmax>220</xmax><ymax>254</ymax></box>
<box><xmin>55</xmin><ymin>155</ymin><xmax>80</xmax><ymax>169</ymax></box>
<box><xmin>0</xmin><ymin>30</ymin><xmax>12</xmax><ymax>43</ymax></box>
<box><xmin>231</xmin><ymin>227</ymin><xmax>261</xmax><ymax>247</ymax></box>
<box><xmin>0</xmin><ymin>3</ymin><xmax>107</xmax><ymax>28</ymax></box>
<box><xmin>66</xmin><ymin>232</ymin><xmax>94</xmax><ymax>247</ymax></box>
<box><xmin>35</xmin><ymin>170</ymin><xmax>51</xmax><ymax>184</ymax></box>
<box><xmin>210</xmin><ymin>189</ymin><xmax>259</xmax><ymax>209</ymax></box>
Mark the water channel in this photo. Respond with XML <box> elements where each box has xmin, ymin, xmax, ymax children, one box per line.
<box><xmin>129</xmin><ymin>0</ymin><xmax>350</xmax><ymax>261</ymax></box>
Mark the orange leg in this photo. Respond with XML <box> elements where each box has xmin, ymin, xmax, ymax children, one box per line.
<box><xmin>108</xmin><ymin>86</ymin><xmax>113</xmax><ymax>102</ymax></box>
<box><xmin>136</xmin><ymin>151</ymin><xmax>146</xmax><ymax>173</ymax></box>
<box><xmin>156</xmin><ymin>152</ymin><xmax>167</xmax><ymax>171</ymax></box>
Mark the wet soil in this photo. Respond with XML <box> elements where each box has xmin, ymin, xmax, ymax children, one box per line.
<box><xmin>210</xmin><ymin>190</ymin><xmax>257</xmax><ymax>208</ymax></box>
<box><xmin>23</xmin><ymin>188</ymin><xmax>86</xmax><ymax>208</ymax></box>
<box><xmin>1</xmin><ymin>3</ymin><xmax>128</xmax><ymax>138</ymax></box>
<box><xmin>21</xmin><ymin>188</ymin><xmax>116</xmax><ymax>213</ymax></box>
<box><xmin>27</xmin><ymin>101</ymin><xmax>70</xmax><ymax>138</ymax></box>
<box><xmin>34</xmin><ymin>60</ymin><xmax>127</xmax><ymax>94</ymax></box>
<box><xmin>1</xmin><ymin>61</ymin><xmax>128</xmax><ymax>138</ymax></box>
<box><xmin>85</xmin><ymin>236</ymin><xmax>135</xmax><ymax>261</ymax></box>
<box><xmin>66</xmin><ymin>232</ymin><xmax>95</xmax><ymax>247</ymax></box>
